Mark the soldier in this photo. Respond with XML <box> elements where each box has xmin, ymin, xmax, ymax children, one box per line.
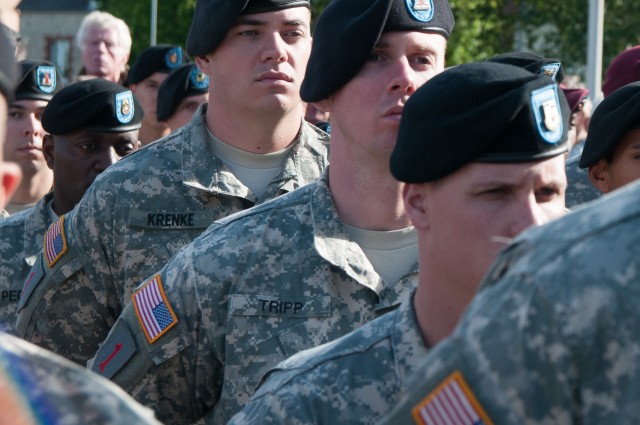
<box><xmin>15</xmin><ymin>0</ymin><xmax>328</xmax><ymax>366</ymax></box>
<box><xmin>379</xmin><ymin>169</ymin><xmax>640</xmax><ymax>425</ymax></box>
<box><xmin>561</xmin><ymin>84</ymin><xmax>590</xmax><ymax>156</ymax></box>
<box><xmin>0</xmin><ymin>26</ymin><xmax>159</xmax><ymax>425</ymax></box>
<box><xmin>128</xmin><ymin>44</ymin><xmax>188</xmax><ymax>145</ymax></box>
<box><xmin>0</xmin><ymin>78</ymin><xmax>141</xmax><ymax>327</ymax></box>
<box><xmin>75</xmin><ymin>11</ymin><xmax>131</xmax><ymax>84</ymax></box>
<box><xmin>562</xmin><ymin>85</ymin><xmax>599</xmax><ymax>209</ymax></box>
<box><xmin>565</xmin><ymin>46</ymin><xmax>640</xmax><ymax>209</ymax></box>
<box><xmin>231</xmin><ymin>61</ymin><xmax>570</xmax><ymax>425</ymax></box>
<box><xmin>156</xmin><ymin>63</ymin><xmax>209</xmax><ymax>132</ymax></box>
<box><xmin>579</xmin><ymin>82</ymin><xmax>640</xmax><ymax>195</ymax></box>
<box><xmin>89</xmin><ymin>0</ymin><xmax>454</xmax><ymax>423</ymax></box>
<box><xmin>3</xmin><ymin>60</ymin><xmax>60</xmax><ymax>215</ymax></box>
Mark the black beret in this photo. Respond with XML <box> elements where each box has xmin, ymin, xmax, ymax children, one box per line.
<box><xmin>301</xmin><ymin>0</ymin><xmax>454</xmax><ymax>103</ymax></box>
<box><xmin>14</xmin><ymin>60</ymin><xmax>62</xmax><ymax>102</ymax></box>
<box><xmin>186</xmin><ymin>0</ymin><xmax>310</xmax><ymax>57</ymax></box>
<box><xmin>391</xmin><ymin>62</ymin><xmax>570</xmax><ymax>183</ymax></box>
<box><xmin>42</xmin><ymin>78</ymin><xmax>143</xmax><ymax>135</ymax></box>
<box><xmin>128</xmin><ymin>45</ymin><xmax>189</xmax><ymax>85</ymax></box>
<box><xmin>157</xmin><ymin>64</ymin><xmax>209</xmax><ymax>121</ymax></box>
<box><xmin>0</xmin><ymin>27</ymin><xmax>17</xmax><ymax>102</ymax></box>
<box><xmin>487</xmin><ymin>51</ymin><xmax>564</xmax><ymax>83</ymax></box>
<box><xmin>579</xmin><ymin>82</ymin><xmax>640</xmax><ymax>168</ymax></box>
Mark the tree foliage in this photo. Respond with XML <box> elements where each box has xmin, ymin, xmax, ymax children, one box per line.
<box><xmin>97</xmin><ymin>0</ymin><xmax>196</xmax><ymax>62</ymax></box>
<box><xmin>100</xmin><ymin>0</ymin><xmax>640</xmax><ymax>82</ymax></box>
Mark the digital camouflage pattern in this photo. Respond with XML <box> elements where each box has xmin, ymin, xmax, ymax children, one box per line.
<box><xmin>564</xmin><ymin>154</ymin><xmax>601</xmax><ymax>208</ymax></box>
<box><xmin>230</xmin><ymin>291</ymin><xmax>428</xmax><ymax>425</ymax></box>
<box><xmin>15</xmin><ymin>104</ymin><xmax>329</xmax><ymax>365</ymax></box>
<box><xmin>379</xmin><ymin>179</ymin><xmax>640</xmax><ymax>425</ymax></box>
<box><xmin>0</xmin><ymin>193</ymin><xmax>54</xmax><ymax>328</ymax></box>
<box><xmin>89</xmin><ymin>172</ymin><xmax>418</xmax><ymax>425</ymax></box>
<box><xmin>0</xmin><ymin>332</ymin><xmax>161</xmax><ymax>425</ymax></box>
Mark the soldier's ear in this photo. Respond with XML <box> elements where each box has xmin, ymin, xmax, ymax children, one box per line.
<box><xmin>313</xmin><ymin>98</ymin><xmax>332</xmax><ymax>114</ymax></box>
<box><xmin>194</xmin><ymin>55</ymin><xmax>212</xmax><ymax>76</ymax></box>
<box><xmin>43</xmin><ymin>134</ymin><xmax>55</xmax><ymax>170</ymax></box>
<box><xmin>588</xmin><ymin>159</ymin><xmax>612</xmax><ymax>194</ymax></box>
<box><xmin>403</xmin><ymin>183</ymin><xmax>430</xmax><ymax>230</ymax></box>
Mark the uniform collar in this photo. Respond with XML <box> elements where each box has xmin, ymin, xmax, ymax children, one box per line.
<box><xmin>181</xmin><ymin>104</ymin><xmax>328</xmax><ymax>203</ymax></box>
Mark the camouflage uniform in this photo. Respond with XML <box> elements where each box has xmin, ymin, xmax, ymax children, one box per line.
<box><xmin>89</xmin><ymin>172</ymin><xmax>418</xmax><ymax>424</ymax></box>
<box><xmin>379</xmin><ymin>179</ymin><xmax>640</xmax><ymax>425</ymax></box>
<box><xmin>0</xmin><ymin>332</ymin><xmax>161</xmax><ymax>424</ymax></box>
<box><xmin>564</xmin><ymin>153</ymin><xmax>601</xmax><ymax>209</ymax></box>
<box><xmin>230</xmin><ymin>291</ymin><xmax>427</xmax><ymax>425</ymax></box>
<box><xmin>0</xmin><ymin>192</ymin><xmax>54</xmax><ymax>328</ymax></box>
<box><xmin>15</xmin><ymin>104</ymin><xmax>329</xmax><ymax>365</ymax></box>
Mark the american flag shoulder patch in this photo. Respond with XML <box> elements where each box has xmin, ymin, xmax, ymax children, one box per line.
<box><xmin>132</xmin><ymin>274</ymin><xmax>178</xmax><ymax>344</ymax></box>
<box><xmin>44</xmin><ymin>216</ymin><xmax>68</xmax><ymax>268</ymax></box>
<box><xmin>412</xmin><ymin>371</ymin><xmax>494</xmax><ymax>425</ymax></box>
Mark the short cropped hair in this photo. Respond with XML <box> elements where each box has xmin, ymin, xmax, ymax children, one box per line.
<box><xmin>76</xmin><ymin>11</ymin><xmax>132</xmax><ymax>54</ymax></box>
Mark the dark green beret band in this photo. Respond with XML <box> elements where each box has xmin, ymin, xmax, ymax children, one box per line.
<box><xmin>186</xmin><ymin>0</ymin><xmax>310</xmax><ymax>57</ymax></box>
<box><xmin>391</xmin><ymin>62</ymin><xmax>570</xmax><ymax>183</ymax></box>
<box><xmin>301</xmin><ymin>0</ymin><xmax>454</xmax><ymax>103</ymax></box>
<box><xmin>128</xmin><ymin>45</ymin><xmax>189</xmax><ymax>85</ymax></box>
<box><xmin>157</xmin><ymin>64</ymin><xmax>209</xmax><ymax>121</ymax></box>
<box><xmin>579</xmin><ymin>82</ymin><xmax>640</xmax><ymax>168</ymax></box>
<box><xmin>42</xmin><ymin>78</ymin><xmax>143</xmax><ymax>135</ymax></box>
<box><xmin>15</xmin><ymin>60</ymin><xmax>62</xmax><ymax>102</ymax></box>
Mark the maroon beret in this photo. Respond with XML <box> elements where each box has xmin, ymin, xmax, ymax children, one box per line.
<box><xmin>560</xmin><ymin>84</ymin><xmax>589</xmax><ymax>113</ymax></box>
<box><xmin>602</xmin><ymin>45</ymin><xmax>640</xmax><ymax>98</ymax></box>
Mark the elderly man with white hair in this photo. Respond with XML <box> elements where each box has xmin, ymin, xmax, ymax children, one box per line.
<box><xmin>76</xmin><ymin>10</ymin><xmax>131</xmax><ymax>85</ymax></box>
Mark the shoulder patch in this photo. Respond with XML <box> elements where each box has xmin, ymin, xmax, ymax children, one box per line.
<box><xmin>17</xmin><ymin>255</ymin><xmax>44</xmax><ymax>311</ymax></box>
<box><xmin>43</xmin><ymin>216</ymin><xmax>67</xmax><ymax>268</ymax></box>
<box><xmin>132</xmin><ymin>274</ymin><xmax>178</xmax><ymax>344</ymax></box>
<box><xmin>412</xmin><ymin>371</ymin><xmax>494</xmax><ymax>425</ymax></box>
<box><xmin>91</xmin><ymin>319</ymin><xmax>137</xmax><ymax>378</ymax></box>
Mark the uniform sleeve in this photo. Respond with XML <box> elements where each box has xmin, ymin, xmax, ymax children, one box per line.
<box><xmin>229</xmin><ymin>393</ymin><xmax>309</xmax><ymax>424</ymax></box>
<box><xmin>229</xmin><ymin>368</ymin><xmax>324</xmax><ymax>425</ymax></box>
<box><xmin>378</xmin><ymin>275</ymin><xmax>574</xmax><ymax>425</ymax></box>
<box><xmin>89</xmin><ymin>246</ymin><xmax>223</xmax><ymax>425</ymax></box>
<box><xmin>14</xmin><ymin>182</ymin><xmax>121</xmax><ymax>365</ymax></box>
<box><xmin>0</xmin><ymin>333</ymin><xmax>162</xmax><ymax>425</ymax></box>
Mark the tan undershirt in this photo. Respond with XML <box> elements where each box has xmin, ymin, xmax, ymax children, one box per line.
<box><xmin>343</xmin><ymin>224</ymin><xmax>418</xmax><ymax>284</ymax></box>
<box><xmin>207</xmin><ymin>129</ymin><xmax>293</xmax><ymax>199</ymax></box>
